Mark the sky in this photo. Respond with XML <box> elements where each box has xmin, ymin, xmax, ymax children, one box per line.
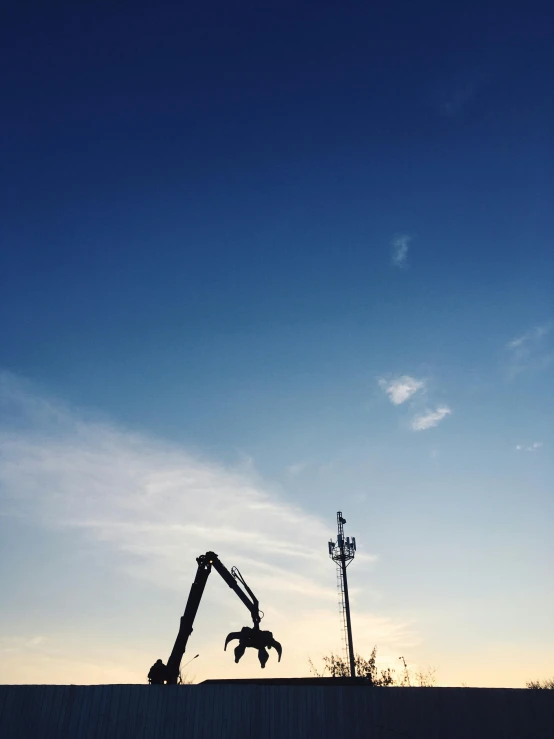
<box><xmin>0</xmin><ymin>1</ymin><xmax>553</xmax><ymax>688</ymax></box>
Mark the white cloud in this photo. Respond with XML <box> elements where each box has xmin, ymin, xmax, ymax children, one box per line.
<box><xmin>0</xmin><ymin>421</ymin><xmax>327</xmax><ymax>592</ymax></box>
<box><xmin>0</xmin><ymin>373</ymin><xmax>416</xmax><ymax>682</ymax></box>
<box><xmin>0</xmin><ymin>635</ymin><xmax>45</xmax><ymax>652</ymax></box>
<box><xmin>506</xmin><ymin>323</ymin><xmax>553</xmax><ymax>377</ymax></box>
<box><xmin>515</xmin><ymin>442</ymin><xmax>543</xmax><ymax>452</ymax></box>
<box><xmin>286</xmin><ymin>460</ymin><xmax>309</xmax><ymax>476</ymax></box>
<box><xmin>411</xmin><ymin>406</ymin><xmax>452</xmax><ymax>431</ymax></box>
<box><xmin>507</xmin><ymin>325</ymin><xmax>550</xmax><ymax>350</ymax></box>
<box><xmin>391</xmin><ymin>234</ymin><xmax>411</xmax><ymax>268</ymax></box>
<box><xmin>379</xmin><ymin>375</ymin><xmax>425</xmax><ymax>405</ymax></box>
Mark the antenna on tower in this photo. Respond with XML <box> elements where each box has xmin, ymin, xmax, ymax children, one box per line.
<box><xmin>328</xmin><ymin>511</ymin><xmax>357</xmax><ymax>678</ymax></box>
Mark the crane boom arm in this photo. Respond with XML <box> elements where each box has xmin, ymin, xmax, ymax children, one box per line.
<box><xmin>211</xmin><ymin>556</ymin><xmax>260</xmax><ymax>622</ymax></box>
<box><xmin>162</xmin><ymin>551</ymin><xmax>260</xmax><ymax>684</ymax></box>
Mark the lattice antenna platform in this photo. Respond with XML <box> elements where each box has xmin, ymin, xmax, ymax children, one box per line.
<box><xmin>328</xmin><ymin>511</ymin><xmax>357</xmax><ymax>678</ymax></box>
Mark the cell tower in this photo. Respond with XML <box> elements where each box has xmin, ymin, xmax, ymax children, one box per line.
<box><xmin>328</xmin><ymin>511</ymin><xmax>357</xmax><ymax>678</ymax></box>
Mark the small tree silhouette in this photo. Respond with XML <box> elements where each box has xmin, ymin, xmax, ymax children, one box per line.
<box><xmin>413</xmin><ymin>667</ymin><xmax>436</xmax><ymax>687</ymax></box>
<box><xmin>178</xmin><ymin>669</ymin><xmax>195</xmax><ymax>685</ymax></box>
<box><xmin>526</xmin><ymin>677</ymin><xmax>554</xmax><ymax>689</ymax></box>
<box><xmin>309</xmin><ymin>649</ymin><xmax>437</xmax><ymax>687</ymax></box>
<box><xmin>309</xmin><ymin>647</ymin><xmax>395</xmax><ymax>685</ymax></box>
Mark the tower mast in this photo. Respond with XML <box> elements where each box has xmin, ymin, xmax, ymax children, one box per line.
<box><xmin>328</xmin><ymin>511</ymin><xmax>357</xmax><ymax>678</ymax></box>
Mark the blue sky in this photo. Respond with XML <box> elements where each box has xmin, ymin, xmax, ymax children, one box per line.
<box><xmin>0</xmin><ymin>1</ymin><xmax>552</xmax><ymax>686</ymax></box>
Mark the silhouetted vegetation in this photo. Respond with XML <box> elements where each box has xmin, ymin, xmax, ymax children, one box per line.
<box><xmin>403</xmin><ymin>666</ymin><xmax>437</xmax><ymax>687</ymax></box>
<box><xmin>309</xmin><ymin>647</ymin><xmax>436</xmax><ymax>686</ymax></box>
<box><xmin>526</xmin><ymin>677</ymin><xmax>554</xmax><ymax>689</ymax></box>
<box><xmin>178</xmin><ymin>670</ymin><xmax>195</xmax><ymax>684</ymax></box>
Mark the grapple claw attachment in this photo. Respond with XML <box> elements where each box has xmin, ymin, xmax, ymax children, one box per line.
<box><xmin>269</xmin><ymin>636</ymin><xmax>282</xmax><ymax>662</ymax></box>
<box><xmin>224</xmin><ymin>631</ymin><xmax>242</xmax><ymax>651</ymax></box>
<box><xmin>223</xmin><ymin>626</ymin><xmax>282</xmax><ymax>667</ymax></box>
<box><xmin>258</xmin><ymin>646</ymin><xmax>269</xmax><ymax>668</ymax></box>
<box><xmin>234</xmin><ymin>643</ymin><xmax>247</xmax><ymax>664</ymax></box>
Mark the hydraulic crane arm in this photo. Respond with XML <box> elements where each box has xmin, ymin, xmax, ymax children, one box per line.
<box><xmin>164</xmin><ymin>551</ymin><xmax>260</xmax><ymax>683</ymax></box>
<box><xmin>148</xmin><ymin>551</ymin><xmax>281</xmax><ymax>685</ymax></box>
<box><xmin>211</xmin><ymin>555</ymin><xmax>261</xmax><ymax>624</ymax></box>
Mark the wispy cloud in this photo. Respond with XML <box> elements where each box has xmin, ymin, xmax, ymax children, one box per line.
<box><xmin>0</xmin><ymin>373</ymin><xmax>417</xmax><ymax>681</ymax></box>
<box><xmin>391</xmin><ymin>234</ymin><xmax>411</xmax><ymax>268</ymax></box>
<box><xmin>379</xmin><ymin>375</ymin><xmax>425</xmax><ymax>405</ymax></box>
<box><xmin>0</xmin><ymin>410</ymin><xmax>327</xmax><ymax>591</ymax></box>
<box><xmin>434</xmin><ymin>68</ymin><xmax>495</xmax><ymax>117</ymax></box>
<box><xmin>505</xmin><ymin>323</ymin><xmax>552</xmax><ymax>377</ymax></box>
<box><xmin>0</xmin><ymin>635</ymin><xmax>45</xmax><ymax>652</ymax></box>
<box><xmin>507</xmin><ymin>324</ymin><xmax>550</xmax><ymax>350</ymax></box>
<box><xmin>515</xmin><ymin>442</ymin><xmax>543</xmax><ymax>452</ymax></box>
<box><xmin>286</xmin><ymin>460</ymin><xmax>310</xmax><ymax>476</ymax></box>
<box><xmin>411</xmin><ymin>406</ymin><xmax>452</xmax><ymax>432</ymax></box>
<box><xmin>441</xmin><ymin>79</ymin><xmax>483</xmax><ymax>116</ymax></box>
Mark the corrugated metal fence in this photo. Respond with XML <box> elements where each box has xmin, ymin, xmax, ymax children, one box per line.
<box><xmin>0</xmin><ymin>684</ymin><xmax>553</xmax><ymax>738</ymax></box>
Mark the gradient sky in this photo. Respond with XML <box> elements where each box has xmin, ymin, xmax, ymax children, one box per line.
<box><xmin>1</xmin><ymin>2</ymin><xmax>553</xmax><ymax>687</ymax></box>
